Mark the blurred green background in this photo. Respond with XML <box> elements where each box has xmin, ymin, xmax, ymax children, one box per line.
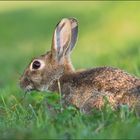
<box><xmin>0</xmin><ymin>1</ymin><xmax>140</xmax><ymax>139</ymax></box>
<box><xmin>1</xmin><ymin>1</ymin><xmax>140</xmax><ymax>88</ymax></box>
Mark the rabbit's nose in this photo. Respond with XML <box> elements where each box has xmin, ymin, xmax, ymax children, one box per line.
<box><xmin>19</xmin><ymin>77</ymin><xmax>30</xmax><ymax>90</ymax></box>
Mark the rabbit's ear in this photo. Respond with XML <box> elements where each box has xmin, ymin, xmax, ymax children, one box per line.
<box><xmin>65</xmin><ymin>18</ymin><xmax>78</xmax><ymax>56</ymax></box>
<box><xmin>51</xmin><ymin>18</ymin><xmax>72</xmax><ymax>62</ymax></box>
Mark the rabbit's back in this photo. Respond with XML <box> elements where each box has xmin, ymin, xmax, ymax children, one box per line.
<box><xmin>60</xmin><ymin>67</ymin><xmax>140</xmax><ymax>110</ymax></box>
<box><xmin>82</xmin><ymin>67</ymin><xmax>140</xmax><ymax>94</ymax></box>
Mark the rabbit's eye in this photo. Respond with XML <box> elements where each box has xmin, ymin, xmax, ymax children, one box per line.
<box><xmin>30</xmin><ymin>59</ymin><xmax>45</xmax><ymax>71</ymax></box>
<box><xmin>32</xmin><ymin>61</ymin><xmax>41</xmax><ymax>69</ymax></box>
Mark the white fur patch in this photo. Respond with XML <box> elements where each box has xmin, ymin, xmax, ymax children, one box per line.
<box><xmin>25</xmin><ymin>85</ymin><xmax>33</xmax><ymax>93</ymax></box>
<box><xmin>39</xmin><ymin>85</ymin><xmax>49</xmax><ymax>92</ymax></box>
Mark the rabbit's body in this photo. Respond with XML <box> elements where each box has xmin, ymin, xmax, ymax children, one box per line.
<box><xmin>20</xmin><ymin>18</ymin><xmax>140</xmax><ymax>113</ymax></box>
<box><xmin>49</xmin><ymin>66</ymin><xmax>140</xmax><ymax>112</ymax></box>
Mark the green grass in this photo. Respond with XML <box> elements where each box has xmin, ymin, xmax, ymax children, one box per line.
<box><xmin>1</xmin><ymin>1</ymin><xmax>140</xmax><ymax>139</ymax></box>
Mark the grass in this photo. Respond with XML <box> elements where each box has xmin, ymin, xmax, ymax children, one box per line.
<box><xmin>1</xmin><ymin>1</ymin><xmax>140</xmax><ymax>139</ymax></box>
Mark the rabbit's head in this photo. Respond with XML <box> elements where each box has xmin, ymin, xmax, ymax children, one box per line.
<box><xmin>19</xmin><ymin>18</ymin><xmax>78</xmax><ymax>92</ymax></box>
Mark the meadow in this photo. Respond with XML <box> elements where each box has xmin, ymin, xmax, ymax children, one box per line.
<box><xmin>0</xmin><ymin>1</ymin><xmax>140</xmax><ymax>139</ymax></box>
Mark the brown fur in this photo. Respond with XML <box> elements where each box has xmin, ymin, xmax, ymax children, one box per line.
<box><xmin>49</xmin><ymin>67</ymin><xmax>140</xmax><ymax>112</ymax></box>
<box><xmin>20</xmin><ymin>18</ymin><xmax>140</xmax><ymax>114</ymax></box>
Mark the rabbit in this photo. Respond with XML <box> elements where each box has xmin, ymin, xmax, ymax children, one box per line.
<box><xmin>20</xmin><ymin>18</ymin><xmax>140</xmax><ymax>114</ymax></box>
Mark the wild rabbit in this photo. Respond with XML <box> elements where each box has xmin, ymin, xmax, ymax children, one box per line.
<box><xmin>20</xmin><ymin>18</ymin><xmax>140</xmax><ymax>113</ymax></box>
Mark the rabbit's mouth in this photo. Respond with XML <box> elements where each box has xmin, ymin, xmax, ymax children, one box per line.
<box><xmin>24</xmin><ymin>85</ymin><xmax>49</xmax><ymax>93</ymax></box>
<box><xmin>23</xmin><ymin>85</ymin><xmax>34</xmax><ymax>93</ymax></box>
<box><xmin>19</xmin><ymin>75</ymin><xmax>49</xmax><ymax>93</ymax></box>
<box><xmin>27</xmin><ymin>85</ymin><xmax>34</xmax><ymax>91</ymax></box>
